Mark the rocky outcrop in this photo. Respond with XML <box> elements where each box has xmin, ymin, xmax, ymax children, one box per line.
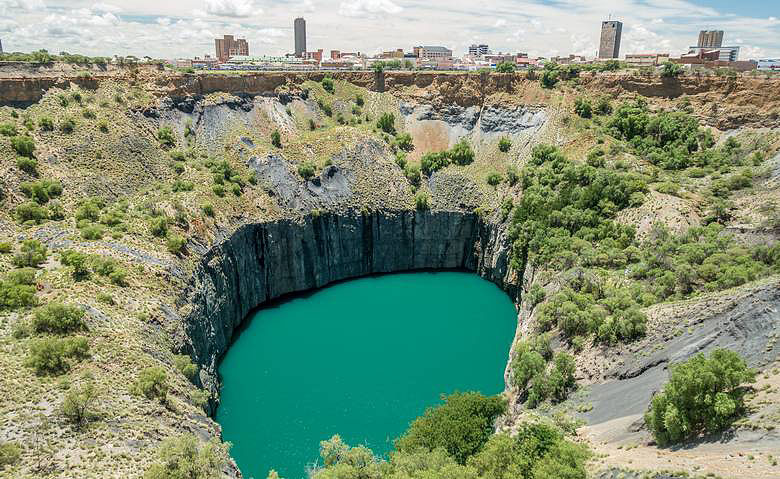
<box><xmin>177</xmin><ymin>209</ymin><xmax>517</xmax><ymax>406</ymax></box>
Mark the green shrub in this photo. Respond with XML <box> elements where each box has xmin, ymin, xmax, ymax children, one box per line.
<box><xmin>526</xmin><ymin>283</ymin><xmax>546</xmax><ymax>308</ymax></box>
<box><xmin>15</xmin><ymin>201</ymin><xmax>49</xmax><ymax>224</ymax></box>
<box><xmin>212</xmin><ymin>184</ymin><xmax>225</xmax><ymax>197</ymax></box>
<box><xmin>540</xmin><ymin>69</ymin><xmax>560</xmax><ymax>88</ymax></box>
<box><xmin>96</xmin><ymin>292</ymin><xmax>115</xmax><ymax>305</ymax></box>
<box><xmin>486</xmin><ymin>171</ymin><xmax>503</xmax><ymax>186</ymax></box>
<box><xmin>33</xmin><ymin>303</ymin><xmax>86</xmax><ymax>334</ymax></box>
<box><xmin>498</xmin><ymin>137</ymin><xmax>512</xmax><ymax>152</ymax></box>
<box><xmin>645</xmin><ymin>349</ymin><xmax>755</xmax><ymax>445</ymax></box>
<box><xmin>449</xmin><ymin>139</ymin><xmax>474</xmax><ymax>166</ymax></box>
<box><xmin>97</xmin><ymin>119</ymin><xmax>109</xmax><ymax>133</ymax></box>
<box><xmin>202</xmin><ymin>204</ymin><xmax>215</xmax><ymax>217</ymax></box>
<box><xmin>109</xmin><ymin>268</ymin><xmax>128</xmax><ymax>287</ymax></box>
<box><xmin>26</xmin><ymin>336</ymin><xmax>89</xmax><ymax>375</ymax></box>
<box><xmin>355</xmin><ymin>94</ymin><xmax>364</xmax><ymax>106</ymax></box>
<box><xmin>421</xmin><ymin>151</ymin><xmax>450</xmax><ymax>176</ymax></box>
<box><xmin>149</xmin><ymin>217</ymin><xmax>168</xmax><ymax>237</ymax></box>
<box><xmin>298</xmin><ymin>161</ymin><xmax>316</xmax><ymax>180</ymax></box>
<box><xmin>60</xmin><ymin>117</ymin><xmax>76</xmax><ymax>133</ymax></box>
<box><xmin>20</xmin><ymin>179</ymin><xmax>62</xmax><ymax>204</ymax></box>
<box><xmin>574</xmin><ymin>97</ymin><xmax>592</xmax><ymax>118</ymax></box>
<box><xmin>82</xmin><ymin>108</ymin><xmax>96</xmax><ymax>119</ymax></box>
<box><xmin>133</xmin><ymin>366</ymin><xmax>169</xmax><ymax>402</ymax></box>
<box><xmin>594</xmin><ymin>96</ymin><xmax>612</xmax><ymax>115</ymax></box>
<box><xmin>80</xmin><ymin>224</ymin><xmax>104</xmax><ymax>240</ymax></box>
<box><xmin>394</xmin><ymin>133</ymin><xmax>414</xmax><ymax>152</ymax></box>
<box><xmin>13</xmin><ymin>239</ymin><xmax>48</xmax><ymax>268</ymax></box>
<box><xmin>495</xmin><ymin>61</ymin><xmax>516</xmax><ymax>73</ymax></box>
<box><xmin>171</xmin><ymin>179</ymin><xmax>194</xmax><ymax>192</ymax></box>
<box><xmin>308</xmin><ymin>118</ymin><xmax>316</xmax><ymax>130</ymax></box>
<box><xmin>0</xmin><ymin>268</ymin><xmax>37</xmax><ymax>310</ymax></box>
<box><xmin>0</xmin><ymin>242</ymin><xmax>10</xmax><ymax>254</ymax></box>
<box><xmin>10</xmin><ymin>135</ymin><xmax>35</xmax><ymax>157</ymax></box>
<box><xmin>75</xmin><ymin>198</ymin><xmax>102</xmax><ymax>222</ymax></box>
<box><xmin>661</xmin><ymin>61</ymin><xmax>683</xmax><ymax>78</ymax></box>
<box><xmin>376</xmin><ymin>112</ymin><xmax>396</xmax><ymax>135</ymax></box>
<box><xmin>0</xmin><ymin>441</ymin><xmax>21</xmax><ymax>468</ymax></box>
<box><xmin>0</xmin><ymin>122</ymin><xmax>17</xmax><ymax>136</ymax></box>
<box><xmin>157</xmin><ymin>126</ymin><xmax>175</xmax><ymax>147</ymax></box>
<box><xmin>173</xmin><ymin>354</ymin><xmax>197</xmax><ymax>380</ymax></box>
<box><xmin>404</xmin><ymin>164</ymin><xmax>421</xmax><ymax>188</ymax></box>
<box><xmin>62</xmin><ymin>380</ymin><xmax>98</xmax><ymax>429</ymax></box>
<box><xmin>271</xmin><ymin>130</ymin><xmax>282</xmax><ymax>148</ymax></box>
<box><xmin>396</xmin><ymin>392</ymin><xmax>506</xmax><ymax>464</ymax></box>
<box><xmin>415</xmin><ymin>191</ymin><xmax>430</xmax><ymax>210</ymax></box>
<box><xmin>16</xmin><ymin>156</ymin><xmax>38</xmax><ymax>175</ymax></box>
<box><xmin>39</xmin><ymin>116</ymin><xmax>54</xmax><ymax>131</ymax></box>
<box><xmin>506</xmin><ymin>165</ymin><xmax>519</xmax><ymax>186</ymax></box>
<box><xmin>166</xmin><ymin>234</ymin><xmax>186</xmax><ymax>255</ymax></box>
<box><xmin>321</xmin><ymin>76</ymin><xmax>335</xmax><ymax>93</ymax></box>
<box><xmin>394</xmin><ymin>151</ymin><xmax>407</xmax><ymax>169</ymax></box>
<box><xmin>144</xmin><ymin>434</ymin><xmax>230</xmax><ymax>479</ymax></box>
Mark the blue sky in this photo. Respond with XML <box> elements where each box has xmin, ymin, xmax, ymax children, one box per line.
<box><xmin>0</xmin><ymin>1</ymin><xmax>777</xmax><ymax>60</ymax></box>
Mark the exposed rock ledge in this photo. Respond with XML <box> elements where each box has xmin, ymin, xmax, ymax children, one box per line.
<box><xmin>177</xmin><ymin>209</ymin><xmax>517</xmax><ymax>409</ymax></box>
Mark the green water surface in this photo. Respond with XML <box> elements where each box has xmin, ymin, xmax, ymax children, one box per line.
<box><xmin>216</xmin><ymin>271</ymin><xmax>517</xmax><ymax>479</ymax></box>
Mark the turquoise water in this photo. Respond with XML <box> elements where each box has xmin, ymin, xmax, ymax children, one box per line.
<box><xmin>215</xmin><ymin>271</ymin><xmax>517</xmax><ymax>479</ymax></box>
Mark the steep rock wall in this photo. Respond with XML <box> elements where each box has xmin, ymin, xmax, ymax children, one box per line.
<box><xmin>178</xmin><ymin>209</ymin><xmax>516</xmax><ymax>402</ymax></box>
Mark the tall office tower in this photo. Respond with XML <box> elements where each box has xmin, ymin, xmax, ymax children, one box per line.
<box><xmin>598</xmin><ymin>20</ymin><xmax>623</xmax><ymax>59</ymax></box>
<box><xmin>294</xmin><ymin>17</ymin><xmax>307</xmax><ymax>57</ymax></box>
<box><xmin>698</xmin><ymin>30</ymin><xmax>724</xmax><ymax>48</ymax></box>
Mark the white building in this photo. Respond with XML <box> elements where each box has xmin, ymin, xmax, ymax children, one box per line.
<box><xmin>414</xmin><ymin>46</ymin><xmax>453</xmax><ymax>60</ymax></box>
<box><xmin>468</xmin><ymin>44</ymin><xmax>490</xmax><ymax>57</ymax></box>
<box><xmin>758</xmin><ymin>59</ymin><xmax>780</xmax><ymax>71</ymax></box>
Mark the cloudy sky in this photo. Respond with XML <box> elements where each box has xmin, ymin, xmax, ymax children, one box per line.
<box><xmin>0</xmin><ymin>0</ymin><xmax>778</xmax><ymax>60</ymax></box>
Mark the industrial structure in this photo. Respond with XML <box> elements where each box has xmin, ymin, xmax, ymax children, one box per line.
<box><xmin>697</xmin><ymin>30</ymin><xmax>724</xmax><ymax>48</ymax></box>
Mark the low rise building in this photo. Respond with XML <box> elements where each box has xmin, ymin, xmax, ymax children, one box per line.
<box><xmin>304</xmin><ymin>49</ymin><xmax>323</xmax><ymax>62</ymax></box>
<box><xmin>413</xmin><ymin>46</ymin><xmax>453</xmax><ymax>60</ymax></box>
<box><xmin>468</xmin><ymin>44</ymin><xmax>490</xmax><ymax>57</ymax></box>
<box><xmin>551</xmin><ymin>54</ymin><xmax>588</xmax><ymax>65</ymax></box>
<box><xmin>758</xmin><ymin>59</ymin><xmax>780</xmax><ymax>71</ymax></box>
<box><xmin>380</xmin><ymin>48</ymin><xmax>404</xmax><ymax>59</ymax></box>
<box><xmin>215</xmin><ymin>35</ymin><xmax>249</xmax><ymax>63</ymax></box>
<box><xmin>686</xmin><ymin>46</ymin><xmax>739</xmax><ymax>62</ymax></box>
<box><xmin>625</xmin><ymin>53</ymin><xmax>670</xmax><ymax>67</ymax></box>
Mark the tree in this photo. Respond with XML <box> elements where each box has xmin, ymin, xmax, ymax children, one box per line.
<box><xmin>396</xmin><ymin>392</ymin><xmax>506</xmax><ymax>464</ymax></box>
<box><xmin>661</xmin><ymin>61</ymin><xmax>683</xmax><ymax>78</ymax></box>
<box><xmin>449</xmin><ymin>139</ymin><xmax>474</xmax><ymax>166</ymax></box>
<box><xmin>644</xmin><ymin>349</ymin><xmax>755</xmax><ymax>445</ymax></box>
<box><xmin>321</xmin><ymin>76</ymin><xmax>335</xmax><ymax>93</ymax></box>
<box><xmin>394</xmin><ymin>132</ymin><xmax>414</xmax><ymax>152</ymax></box>
<box><xmin>26</xmin><ymin>336</ymin><xmax>89</xmax><ymax>375</ymax></box>
<box><xmin>144</xmin><ymin>434</ymin><xmax>230</xmax><ymax>479</ymax></box>
<box><xmin>495</xmin><ymin>62</ymin><xmax>516</xmax><ymax>73</ymax></box>
<box><xmin>540</xmin><ymin>69</ymin><xmax>559</xmax><ymax>89</ymax></box>
<box><xmin>133</xmin><ymin>366</ymin><xmax>169</xmax><ymax>402</ymax></box>
<box><xmin>62</xmin><ymin>380</ymin><xmax>98</xmax><ymax>430</ymax></box>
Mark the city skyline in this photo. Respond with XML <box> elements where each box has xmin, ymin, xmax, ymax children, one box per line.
<box><xmin>1</xmin><ymin>0</ymin><xmax>778</xmax><ymax>60</ymax></box>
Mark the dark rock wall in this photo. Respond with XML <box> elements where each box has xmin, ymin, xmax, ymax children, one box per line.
<box><xmin>178</xmin><ymin>209</ymin><xmax>516</xmax><ymax>399</ymax></box>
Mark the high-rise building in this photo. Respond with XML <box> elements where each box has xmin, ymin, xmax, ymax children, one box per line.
<box><xmin>697</xmin><ymin>30</ymin><xmax>724</xmax><ymax>48</ymax></box>
<box><xmin>598</xmin><ymin>20</ymin><xmax>622</xmax><ymax>59</ymax></box>
<box><xmin>0</xmin><ymin>39</ymin><xmax>3</xmax><ymax>54</ymax></box>
<box><xmin>294</xmin><ymin>17</ymin><xmax>306</xmax><ymax>58</ymax></box>
<box><xmin>468</xmin><ymin>44</ymin><xmax>489</xmax><ymax>57</ymax></box>
<box><xmin>215</xmin><ymin>35</ymin><xmax>249</xmax><ymax>63</ymax></box>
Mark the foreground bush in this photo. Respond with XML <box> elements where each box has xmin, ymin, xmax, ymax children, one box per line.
<box><xmin>645</xmin><ymin>349</ymin><xmax>755</xmax><ymax>445</ymax></box>
<box><xmin>376</xmin><ymin>112</ymin><xmax>396</xmax><ymax>135</ymax></box>
<box><xmin>10</xmin><ymin>135</ymin><xmax>35</xmax><ymax>157</ymax></box>
<box><xmin>33</xmin><ymin>303</ymin><xmax>86</xmax><ymax>334</ymax></box>
<box><xmin>26</xmin><ymin>336</ymin><xmax>89</xmax><ymax>375</ymax></box>
<box><xmin>396</xmin><ymin>392</ymin><xmax>506</xmax><ymax>464</ymax></box>
<box><xmin>144</xmin><ymin>434</ymin><xmax>230</xmax><ymax>479</ymax></box>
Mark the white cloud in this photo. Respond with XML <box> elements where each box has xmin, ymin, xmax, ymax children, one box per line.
<box><xmin>494</xmin><ymin>19</ymin><xmax>507</xmax><ymax>28</ymax></box>
<box><xmin>338</xmin><ymin>0</ymin><xmax>402</xmax><ymax>18</ymax></box>
<box><xmin>204</xmin><ymin>0</ymin><xmax>259</xmax><ymax>18</ymax></box>
<box><xmin>92</xmin><ymin>2</ymin><xmax>122</xmax><ymax>13</ymax></box>
<box><xmin>0</xmin><ymin>0</ymin><xmax>45</xmax><ymax>10</ymax></box>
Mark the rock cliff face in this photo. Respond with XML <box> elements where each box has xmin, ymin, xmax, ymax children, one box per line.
<box><xmin>178</xmin><ymin>209</ymin><xmax>516</xmax><ymax>403</ymax></box>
